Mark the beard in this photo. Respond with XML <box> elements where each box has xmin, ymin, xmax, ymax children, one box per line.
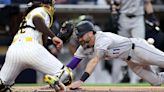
<box><xmin>81</xmin><ymin>42</ymin><xmax>93</xmax><ymax>49</ymax></box>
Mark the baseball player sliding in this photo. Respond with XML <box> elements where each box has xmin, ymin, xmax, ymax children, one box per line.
<box><xmin>64</xmin><ymin>21</ymin><xmax>164</xmax><ymax>89</ymax></box>
<box><xmin>0</xmin><ymin>0</ymin><xmax>73</xmax><ymax>91</ymax></box>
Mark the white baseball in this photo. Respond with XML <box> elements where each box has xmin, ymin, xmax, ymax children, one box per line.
<box><xmin>147</xmin><ymin>38</ymin><xmax>155</xmax><ymax>45</ymax></box>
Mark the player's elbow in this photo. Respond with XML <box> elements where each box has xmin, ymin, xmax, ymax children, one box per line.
<box><xmin>33</xmin><ymin>16</ymin><xmax>46</xmax><ymax>31</ymax></box>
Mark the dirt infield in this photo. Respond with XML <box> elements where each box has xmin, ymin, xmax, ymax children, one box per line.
<box><xmin>12</xmin><ymin>86</ymin><xmax>164</xmax><ymax>92</ymax></box>
<box><xmin>83</xmin><ymin>86</ymin><xmax>164</xmax><ymax>92</ymax></box>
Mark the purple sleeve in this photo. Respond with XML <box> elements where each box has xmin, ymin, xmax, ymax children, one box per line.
<box><xmin>66</xmin><ymin>56</ymin><xmax>82</xmax><ymax>70</ymax></box>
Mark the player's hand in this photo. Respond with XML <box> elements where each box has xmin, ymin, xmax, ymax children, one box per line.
<box><xmin>53</xmin><ymin>81</ymin><xmax>66</xmax><ymax>92</ymax></box>
<box><xmin>52</xmin><ymin>36</ymin><xmax>63</xmax><ymax>50</ymax></box>
<box><xmin>69</xmin><ymin>80</ymin><xmax>83</xmax><ymax>90</ymax></box>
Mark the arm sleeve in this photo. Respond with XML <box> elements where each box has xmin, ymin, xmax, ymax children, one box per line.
<box><xmin>66</xmin><ymin>56</ymin><xmax>82</xmax><ymax>70</ymax></box>
<box><xmin>67</xmin><ymin>46</ymin><xmax>86</xmax><ymax>70</ymax></box>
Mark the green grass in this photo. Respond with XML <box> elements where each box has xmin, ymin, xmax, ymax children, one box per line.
<box><xmin>15</xmin><ymin>83</ymin><xmax>151</xmax><ymax>87</ymax></box>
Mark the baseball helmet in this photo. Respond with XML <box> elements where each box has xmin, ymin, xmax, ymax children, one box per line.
<box><xmin>75</xmin><ymin>21</ymin><xmax>95</xmax><ymax>38</ymax></box>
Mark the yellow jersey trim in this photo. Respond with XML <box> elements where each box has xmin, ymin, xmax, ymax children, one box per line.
<box><xmin>42</xmin><ymin>7</ymin><xmax>53</xmax><ymax>28</ymax></box>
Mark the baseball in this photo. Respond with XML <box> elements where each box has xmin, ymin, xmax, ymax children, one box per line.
<box><xmin>147</xmin><ymin>38</ymin><xmax>155</xmax><ymax>45</ymax></box>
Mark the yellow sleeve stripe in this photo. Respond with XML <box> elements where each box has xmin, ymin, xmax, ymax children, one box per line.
<box><xmin>43</xmin><ymin>7</ymin><xmax>53</xmax><ymax>28</ymax></box>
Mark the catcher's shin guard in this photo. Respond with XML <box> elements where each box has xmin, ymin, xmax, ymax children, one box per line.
<box><xmin>44</xmin><ymin>75</ymin><xmax>66</xmax><ymax>91</ymax></box>
<box><xmin>44</xmin><ymin>66</ymin><xmax>73</xmax><ymax>86</ymax></box>
<box><xmin>0</xmin><ymin>79</ymin><xmax>13</xmax><ymax>92</ymax></box>
<box><xmin>44</xmin><ymin>75</ymin><xmax>59</xmax><ymax>87</ymax></box>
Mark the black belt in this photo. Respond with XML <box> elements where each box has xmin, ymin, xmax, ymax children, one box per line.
<box><xmin>127</xmin><ymin>43</ymin><xmax>135</xmax><ymax>60</ymax></box>
<box><xmin>126</xmin><ymin>14</ymin><xmax>136</xmax><ymax>18</ymax></box>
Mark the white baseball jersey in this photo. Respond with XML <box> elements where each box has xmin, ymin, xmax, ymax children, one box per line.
<box><xmin>74</xmin><ymin>31</ymin><xmax>164</xmax><ymax>85</ymax></box>
<box><xmin>0</xmin><ymin>7</ymin><xmax>63</xmax><ymax>85</ymax></box>
<box><xmin>75</xmin><ymin>31</ymin><xmax>132</xmax><ymax>61</ymax></box>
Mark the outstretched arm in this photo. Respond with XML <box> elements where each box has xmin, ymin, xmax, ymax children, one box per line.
<box><xmin>69</xmin><ymin>50</ymin><xmax>103</xmax><ymax>89</ymax></box>
<box><xmin>80</xmin><ymin>54</ymin><xmax>100</xmax><ymax>81</ymax></box>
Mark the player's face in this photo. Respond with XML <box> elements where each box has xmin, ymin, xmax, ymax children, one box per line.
<box><xmin>79</xmin><ymin>32</ymin><xmax>94</xmax><ymax>49</ymax></box>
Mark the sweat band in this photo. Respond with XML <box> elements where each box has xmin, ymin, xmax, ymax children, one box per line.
<box><xmin>80</xmin><ymin>72</ymin><xmax>90</xmax><ymax>82</ymax></box>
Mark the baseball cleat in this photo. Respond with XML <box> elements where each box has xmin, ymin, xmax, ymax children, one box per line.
<box><xmin>44</xmin><ymin>75</ymin><xmax>59</xmax><ymax>86</ymax></box>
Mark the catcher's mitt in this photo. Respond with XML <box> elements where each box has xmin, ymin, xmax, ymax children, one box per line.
<box><xmin>57</xmin><ymin>21</ymin><xmax>74</xmax><ymax>42</ymax></box>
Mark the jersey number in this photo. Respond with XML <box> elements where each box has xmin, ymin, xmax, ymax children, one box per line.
<box><xmin>19</xmin><ymin>19</ymin><xmax>27</xmax><ymax>33</ymax></box>
<box><xmin>20</xmin><ymin>30</ymin><xmax>26</xmax><ymax>33</ymax></box>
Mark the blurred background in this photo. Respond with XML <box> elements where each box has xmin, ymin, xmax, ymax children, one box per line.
<box><xmin>0</xmin><ymin>0</ymin><xmax>164</xmax><ymax>84</ymax></box>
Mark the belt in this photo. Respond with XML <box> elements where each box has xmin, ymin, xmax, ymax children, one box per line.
<box><xmin>127</xmin><ymin>43</ymin><xmax>135</xmax><ymax>60</ymax></box>
<box><xmin>126</xmin><ymin>14</ymin><xmax>136</xmax><ymax>18</ymax></box>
